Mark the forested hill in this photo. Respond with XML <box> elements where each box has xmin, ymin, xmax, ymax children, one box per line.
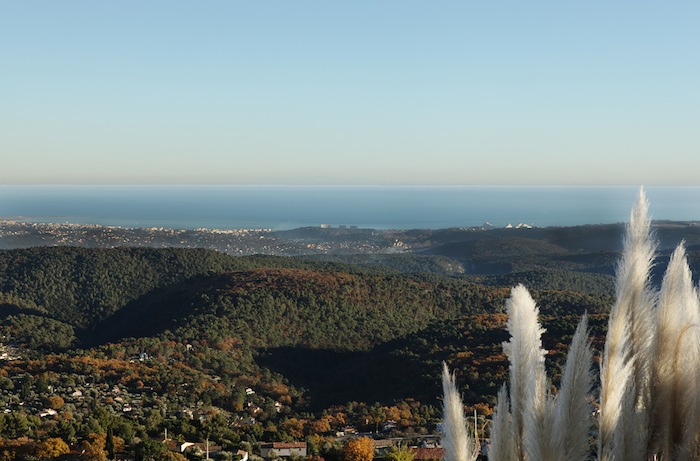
<box><xmin>93</xmin><ymin>267</ymin><xmax>507</xmax><ymax>349</ymax></box>
<box><xmin>0</xmin><ymin>245</ymin><xmax>511</xmax><ymax>349</ymax></box>
<box><xmin>0</xmin><ymin>246</ymin><xmax>613</xmax><ymax>351</ymax></box>
<box><xmin>0</xmin><ymin>227</ymin><xmax>697</xmax><ymax>455</ymax></box>
<box><xmin>0</xmin><ymin>244</ymin><xmax>623</xmax><ymax>455</ymax></box>
<box><xmin>0</xmin><ymin>247</ymin><xmax>369</xmax><ymax>329</ymax></box>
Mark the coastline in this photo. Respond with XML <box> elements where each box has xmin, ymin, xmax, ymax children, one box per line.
<box><xmin>2</xmin><ymin>185</ymin><xmax>700</xmax><ymax>231</ymax></box>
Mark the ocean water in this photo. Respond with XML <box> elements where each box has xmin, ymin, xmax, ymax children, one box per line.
<box><xmin>1</xmin><ymin>186</ymin><xmax>699</xmax><ymax>231</ymax></box>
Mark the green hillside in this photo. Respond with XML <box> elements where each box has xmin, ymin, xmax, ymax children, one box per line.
<box><xmin>94</xmin><ymin>267</ymin><xmax>508</xmax><ymax>350</ymax></box>
<box><xmin>0</xmin><ymin>244</ymin><xmax>619</xmax><ymax>457</ymax></box>
<box><xmin>0</xmin><ymin>247</ymin><xmax>370</xmax><ymax>329</ymax></box>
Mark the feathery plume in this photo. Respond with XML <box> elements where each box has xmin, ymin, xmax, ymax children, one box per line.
<box><xmin>488</xmin><ymin>384</ymin><xmax>515</xmax><ymax>461</ymax></box>
<box><xmin>651</xmin><ymin>242</ymin><xmax>700</xmax><ymax>458</ymax></box>
<box><xmin>450</xmin><ymin>189</ymin><xmax>700</xmax><ymax>460</ymax></box>
<box><xmin>502</xmin><ymin>284</ymin><xmax>547</xmax><ymax>460</ymax></box>
<box><xmin>441</xmin><ymin>362</ymin><xmax>479</xmax><ymax>461</ymax></box>
<box><xmin>622</xmin><ymin>188</ymin><xmax>657</xmax><ymax>414</ymax></box>
<box><xmin>525</xmin><ymin>384</ymin><xmax>559</xmax><ymax>461</ymax></box>
<box><xmin>599</xmin><ymin>188</ymin><xmax>655</xmax><ymax>461</ymax></box>
<box><xmin>552</xmin><ymin>314</ymin><xmax>593</xmax><ymax>461</ymax></box>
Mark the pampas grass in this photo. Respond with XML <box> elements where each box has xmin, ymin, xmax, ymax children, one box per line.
<box><xmin>489</xmin><ymin>286</ymin><xmax>592</xmax><ymax>461</ymax></box>
<box><xmin>441</xmin><ymin>363</ymin><xmax>480</xmax><ymax>461</ymax></box>
<box><xmin>652</xmin><ymin>242</ymin><xmax>700</xmax><ymax>459</ymax></box>
<box><xmin>489</xmin><ymin>384</ymin><xmax>515</xmax><ymax>461</ymax></box>
<box><xmin>599</xmin><ymin>189</ymin><xmax>656</xmax><ymax>461</ymax></box>
<box><xmin>501</xmin><ymin>284</ymin><xmax>548</xmax><ymax>460</ymax></box>
<box><xmin>441</xmin><ymin>188</ymin><xmax>700</xmax><ymax>461</ymax></box>
<box><xmin>552</xmin><ymin>314</ymin><xmax>594</xmax><ymax>461</ymax></box>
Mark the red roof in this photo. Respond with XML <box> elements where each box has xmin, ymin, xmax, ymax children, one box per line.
<box><xmin>411</xmin><ymin>448</ymin><xmax>444</xmax><ymax>460</ymax></box>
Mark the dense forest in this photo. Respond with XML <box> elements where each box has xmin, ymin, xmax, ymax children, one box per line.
<box><xmin>0</xmin><ymin>226</ymin><xmax>698</xmax><ymax>459</ymax></box>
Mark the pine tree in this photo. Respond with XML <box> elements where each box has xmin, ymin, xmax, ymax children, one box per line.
<box><xmin>106</xmin><ymin>427</ymin><xmax>115</xmax><ymax>461</ymax></box>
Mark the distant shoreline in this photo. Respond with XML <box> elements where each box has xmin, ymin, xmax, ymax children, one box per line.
<box><xmin>3</xmin><ymin>218</ymin><xmax>700</xmax><ymax>260</ymax></box>
<box><xmin>2</xmin><ymin>215</ymin><xmax>699</xmax><ymax>231</ymax></box>
<box><xmin>3</xmin><ymin>185</ymin><xmax>700</xmax><ymax>231</ymax></box>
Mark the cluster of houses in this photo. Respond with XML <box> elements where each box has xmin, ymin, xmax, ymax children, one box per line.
<box><xmin>163</xmin><ymin>438</ymin><xmax>228</xmax><ymax>458</ymax></box>
<box><xmin>0</xmin><ymin>340</ymin><xmax>20</xmax><ymax>361</ymax></box>
<box><xmin>256</xmin><ymin>439</ymin><xmax>445</xmax><ymax>461</ymax></box>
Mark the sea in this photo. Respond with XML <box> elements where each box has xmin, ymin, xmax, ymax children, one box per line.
<box><xmin>1</xmin><ymin>185</ymin><xmax>699</xmax><ymax>231</ymax></box>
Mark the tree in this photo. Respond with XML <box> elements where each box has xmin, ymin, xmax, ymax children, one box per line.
<box><xmin>0</xmin><ymin>437</ymin><xmax>35</xmax><ymax>461</ymax></box>
<box><xmin>81</xmin><ymin>436</ymin><xmax>107</xmax><ymax>461</ymax></box>
<box><xmin>2</xmin><ymin>412</ymin><xmax>30</xmax><ymax>438</ymax></box>
<box><xmin>367</xmin><ymin>405</ymin><xmax>386</xmax><ymax>434</ymax></box>
<box><xmin>282</xmin><ymin>418</ymin><xmax>305</xmax><ymax>439</ymax></box>
<box><xmin>20</xmin><ymin>380</ymin><xmax>31</xmax><ymax>399</ymax></box>
<box><xmin>385</xmin><ymin>445</ymin><xmax>414</xmax><ymax>461</ymax></box>
<box><xmin>36</xmin><ymin>437</ymin><xmax>70</xmax><ymax>459</ymax></box>
<box><xmin>134</xmin><ymin>439</ymin><xmax>168</xmax><ymax>461</ymax></box>
<box><xmin>164</xmin><ymin>452</ymin><xmax>187</xmax><ymax>461</ymax></box>
<box><xmin>306</xmin><ymin>417</ymin><xmax>331</xmax><ymax>436</ymax></box>
<box><xmin>46</xmin><ymin>395</ymin><xmax>65</xmax><ymax>410</ymax></box>
<box><xmin>106</xmin><ymin>427</ymin><xmax>115</xmax><ymax>460</ymax></box>
<box><xmin>342</xmin><ymin>437</ymin><xmax>373</xmax><ymax>461</ymax></box>
<box><xmin>81</xmin><ymin>432</ymin><xmax>123</xmax><ymax>461</ymax></box>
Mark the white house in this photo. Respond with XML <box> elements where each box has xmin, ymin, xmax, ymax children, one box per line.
<box><xmin>260</xmin><ymin>442</ymin><xmax>307</xmax><ymax>459</ymax></box>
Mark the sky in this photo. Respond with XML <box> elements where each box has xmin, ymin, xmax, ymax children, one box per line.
<box><xmin>1</xmin><ymin>1</ymin><xmax>699</xmax><ymax>186</ymax></box>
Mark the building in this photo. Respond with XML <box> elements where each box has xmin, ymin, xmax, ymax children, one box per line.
<box><xmin>260</xmin><ymin>442</ymin><xmax>307</xmax><ymax>459</ymax></box>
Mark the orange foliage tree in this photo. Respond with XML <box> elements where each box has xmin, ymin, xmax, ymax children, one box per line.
<box><xmin>342</xmin><ymin>437</ymin><xmax>374</xmax><ymax>461</ymax></box>
<box><xmin>35</xmin><ymin>437</ymin><xmax>70</xmax><ymax>459</ymax></box>
<box><xmin>46</xmin><ymin>395</ymin><xmax>65</xmax><ymax>410</ymax></box>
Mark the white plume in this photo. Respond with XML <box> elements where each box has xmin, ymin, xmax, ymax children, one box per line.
<box><xmin>458</xmin><ymin>189</ymin><xmax>700</xmax><ymax>461</ymax></box>
<box><xmin>488</xmin><ymin>384</ymin><xmax>515</xmax><ymax>461</ymax></box>
<box><xmin>441</xmin><ymin>362</ymin><xmax>479</xmax><ymax>461</ymax></box>
<box><xmin>598</xmin><ymin>188</ymin><xmax>655</xmax><ymax>461</ymax></box>
<box><xmin>502</xmin><ymin>284</ymin><xmax>547</xmax><ymax>460</ymax></box>
<box><xmin>552</xmin><ymin>314</ymin><xmax>594</xmax><ymax>461</ymax></box>
<box><xmin>651</xmin><ymin>242</ymin><xmax>700</xmax><ymax>458</ymax></box>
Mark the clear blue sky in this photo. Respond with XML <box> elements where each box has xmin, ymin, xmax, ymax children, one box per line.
<box><xmin>2</xmin><ymin>1</ymin><xmax>699</xmax><ymax>185</ymax></box>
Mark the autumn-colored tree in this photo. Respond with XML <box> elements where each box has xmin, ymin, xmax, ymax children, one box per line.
<box><xmin>36</xmin><ymin>437</ymin><xmax>70</xmax><ymax>459</ymax></box>
<box><xmin>46</xmin><ymin>395</ymin><xmax>65</xmax><ymax>410</ymax></box>
<box><xmin>0</xmin><ymin>437</ymin><xmax>35</xmax><ymax>461</ymax></box>
<box><xmin>282</xmin><ymin>418</ymin><xmax>306</xmax><ymax>439</ymax></box>
<box><xmin>306</xmin><ymin>416</ymin><xmax>332</xmax><ymax>435</ymax></box>
<box><xmin>342</xmin><ymin>437</ymin><xmax>374</xmax><ymax>461</ymax></box>
<box><xmin>386</xmin><ymin>406</ymin><xmax>402</xmax><ymax>423</ymax></box>
<box><xmin>469</xmin><ymin>402</ymin><xmax>493</xmax><ymax>416</ymax></box>
<box><xmin>330</xmin><ymin>411</ymin><xmax>347</xmax><ymax>428</ymax></box>
<box><xmin>81</xmin><ymin>437</ymin><xmax>107</xmax><ymax>461</ymax></box>
<box><xmin>81</xmin><ymin>432</ymin><xmax>124</xmax><ymax>461</ymax></box>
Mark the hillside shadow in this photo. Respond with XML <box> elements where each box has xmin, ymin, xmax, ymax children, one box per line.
<box><xmin>0</xmin><ymin>303</ymin><xmax>51</xmax><ymax>320</ymax></box>
<box><xmin>88</xmin><ymin>274</ymin><xmax>215</xmax><ymax>346</ymax></box>
<box><xmin>257</xmin><ymin>345</ymin><xmax>440</xmax><ymax>411</ymax></box>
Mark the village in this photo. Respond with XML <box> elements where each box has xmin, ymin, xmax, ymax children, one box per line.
<box><xmin>0</xmin><ymin>341</ymin><xmax>460</xmax><ymax>461</ymax></box>
<box><xmin>0</xmin><ymin>219</ymin><xmax>525</xmax><ymax>258</ymax></box>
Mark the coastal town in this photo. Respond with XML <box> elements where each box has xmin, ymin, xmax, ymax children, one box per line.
<box><xmin>0</xmin><ymin>220</ymin><xmax>508</xmax><ymax>257</ymax></box>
